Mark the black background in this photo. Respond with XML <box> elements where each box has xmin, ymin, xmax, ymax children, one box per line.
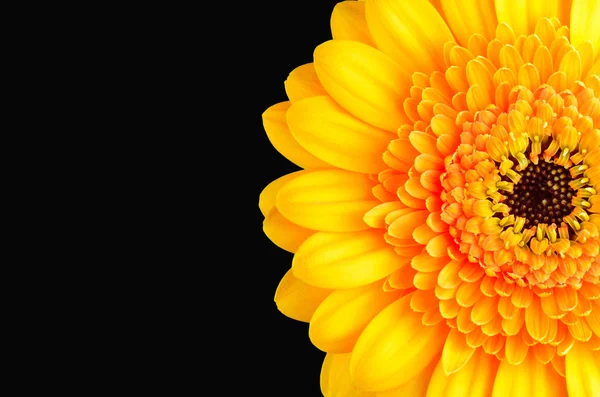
<box><xmin>5</xmin><ymin>1</ymin><xmax>342</xmax><ymax>396</ymax></box>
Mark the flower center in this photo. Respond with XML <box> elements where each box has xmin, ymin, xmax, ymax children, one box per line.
<box><xmin>503</xmin><ymin>159</ymin><xmax>576</xmax><ymax>231</ymax></box>
<box><xmin>374</xmin><ymin>14</ymin><xmax>600</xmax><ymax>365</ymax></box>
<box><xmin>377</xmin><ymin>16</ymin><xmax>600</xmax><ymax>290</ymax></box>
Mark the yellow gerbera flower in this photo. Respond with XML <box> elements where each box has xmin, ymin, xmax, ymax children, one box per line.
<box><xmin>259</xmin><ymin>0</ymin><xmax>600</xmax><ymax>395</ymax></box>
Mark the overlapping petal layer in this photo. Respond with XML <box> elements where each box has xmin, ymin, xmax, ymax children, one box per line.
<box><xmin>261</xmin><ymin>0</ymin><xmax>600</xmax><ymax>396</ymax></box>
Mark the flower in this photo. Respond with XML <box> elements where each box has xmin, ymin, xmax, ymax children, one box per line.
<box><xmin>259</xmin><ymin>0</ymin><xmax>600</xmax><ymax>395</ymax></box>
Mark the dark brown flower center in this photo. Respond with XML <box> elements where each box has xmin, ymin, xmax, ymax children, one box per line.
<box><xmin>504</xmin><ymin>161</ymin><xmax>575</xmax><ymax>229</ymax></box>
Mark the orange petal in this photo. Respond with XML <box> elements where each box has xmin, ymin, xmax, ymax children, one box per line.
<box><xmin>412</xmin><ymin>253</ymin><xmax>449</xmax><ymax>272</ymax></box>
<box><xmin>587</xmin><ymin>300</ymin><xmax>600</xmax><ymax>337</ymax></box>
<box><xmin>525</xmin><ymin>298</ymin><xmax>550</xmax><ymax>341</ymax></box>
<box><xmin>504</xmin><ymin>334</ymin><xmax>529</xmax><ymax>365</ymax></box>
<box><xmin>471</xmin><ymin>295</ymin><xmax>499</xmax><ymax>325</ymax></box>
<box><xmin>427</xmin><ymin>233</ymin><xmax>454</xmax><ymax>257</ymax></box>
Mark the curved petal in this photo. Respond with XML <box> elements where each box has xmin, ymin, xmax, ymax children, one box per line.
<box><xmin>565</xmin><ymin>342</ymin><xmax>600</xmax><ymax>397</ymax></box>
<box><xmin>388</xmin><ymin>210</ymin><xmax>430</xmax><ymax>240</ymax></box>
<box><xmin>263</xmin><ymin>208</ymin><xmax>316</xmax><ymax>253</ymax></box>
<box><xmin>284</xmin><ymin>63</ymin><xmax>328</xmax><ymax>103</ymax></box>
<box><xmin>313</xmin><ymin>39</ymin><xmax>411</xmax><ymax>133</ymax></box>
<box><xmin>441</xmin><ymin>328</ymin><xmax>477</xmax><ymax>374</ymax></box>
<box><xmin>274</xmin><ymin>269</ymin><xmax>331</xmax><ymax>322</ymax></box>
<box><xmin>276</xmin><ymin>169</ymin><xmax>379</xmax><ymax>232</ymax></box>
<box><xmin>426</xmin><ymin>348</ymin><xmax>499</xmax><ymax>397</ymax></box>
<box><xmin>293</xmin><ymin>229</ymin><xmax>411</xmax><ymax>289</ymax></box>
<box><xmin>262</xmin><ymin>102</ymin><xmax>330</xmax><ymax>169</ymax></box>
<box><xmin>440</xmin><ymin>0</ymin><xmax>497</xmax><ymax>45</ymax></box>
<box><xmin>363</xmin><ymin>201</ymin><xmax>408</xmax><ymax>229</ymax></box>
<box><xmin>321</xmin><ymin>353</ymin><xmax>375</xmax><ymax>397</ymax></box>
<box><xmin>259</xmin><ymin>171</ymin><xmax>307</xmax><ymax>216</ymax></box>
<box><xmin>350</xmin><ymin>293</ymin><xmax>450</xmax><ymax>392</ymax></box>
<box><xmin>310</xmin><ymin>279</ymin><xmax>403</xmax><ymax>353</ymax></box>
<box><xmin>376</xmin><ymin>358</ymin><xmax>438</xmax><ymax>397</ymax></box>
<box><xmin>587</xmin><ymin>57</ymin><xmax>600</xmax><ymax>80</ymax></box>
<box><xmin>287</xmin><ymin>95</ymin><xmax>393</xmax><ymax>174</ymax></box>
<box><xmin>331</xmin><ymin>1</ymin><xmax>375</xmax><ymax>46</ymax></box>
<box><xmin>570</xmin><ymin>0</ymin><xmax>600</xmax><ymax>59</ymax></box>
<box><xmin>492</xmin><ymin>352</ymin><xmax>568</xmax><ymax>397</ymax></box>
<box><xmin>365</xmin><ymin>0</ymin><xmax>454</xmax><ymax>74</ymax></box>
<box><xmin>495</xmin><ymin>0</ymin><xmax>572</xmax><ymax>37</ymax></box>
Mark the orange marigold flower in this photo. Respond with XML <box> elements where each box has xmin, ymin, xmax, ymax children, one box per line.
<box><xmin>259</xmin><ymin>0</ymin><xmax>600</xmax><ymax>395</ymax></box>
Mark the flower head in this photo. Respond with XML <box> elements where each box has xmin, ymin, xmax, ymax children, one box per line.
<box><xmin>260</xmin><ymin>0</ymin><xmax>600</xmax><ymax>395</ymax></box>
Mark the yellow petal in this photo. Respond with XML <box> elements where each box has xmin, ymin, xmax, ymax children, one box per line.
<box><xmin>365</xmin><ymin>0</ymin><xmax>454</xmax><ymax>74</ymax></box>
<box><xmin>259</xmin><ymin>171</ymin><xmax>306</xmax><ymax>217</ymax></box>
<box><xmin>321</xmin><ymin>353</ymin><xmax>375</xmax><ymax>397</ymax></box>
<box><xmin>565</xmin><ymin>342</ymin><xmax>600</xmax><ymax>396</ymax></box>
<box><xmin>293</xmin><ymin>229</ymin><xmax>411</xmax><ymax>289</ymax></box>
<box><xmin>442</xmin><ymin>328</ymin><xmax>477</xmax><ymax>374</ymax></box>
<box><xmin>409</xmin><ymin>131</ymin><xmax>440</xmax><ymax>156</ymax></box>
<box><xmin>377</xmin><ymin>358</ymin><xmax>438</xmax><ymax>397</ymax></box>
<box><xmin>426</xmin><ymin>348</ymin><xmax>499</xmax><ymax>397</ymax></box>
<box><xmin>262</xmin><ymin>102</ymin><xmax>330</xmax><ymax>169</ymax></box>
<box><xmin>440</xmin><ymin>0</ymin><xmax>497</xmax><ymax>45</ymax></box>
<box><xmin>587</xmin><ymin>57</ymin><xmax>600</xmax><ymax>80</ymax></box>
<box><xmin>310</xmin><ymin>279</ymin><xmax>404</xmax><ymax>353</ymax></box>
<box><xmin>364</xmin><ymin>201</ymin><xmax>408</xmax><ymax>229</ymax></box>
<box><xmin>284</xmin><ymin>63</ymin><xmax>327</xmax><ymax>103</ymax></box>
<box><xmin>559</xmin><ymin>50</ymin><xmax>582</xmax><ymax>86</ymax></box>
<box><xmin>274</xmin><ymin>269</ymin><xmax>331</xmax><ymax>322</ymax></box>
<box><xmin>495</xmin><ymin>0</ymin><xmax>568</xmax><ymax>37</ymax></box>
<box><xmin>570</xmin><ymin>0</ymin><xmax>600</xmax><ymax>59</ymax></box>
<box><xmin>331</xmin><ymin>1</ymin><xmax>375</xmax><ymax>46</ymax></box>
<box><xmin>505</xmin><ymin>334</ymin><xmax>529</xmax><ymax>365</ymax></box>
<box><xmin>587</xmin><ymin>300</ymin><xmax>600</xmax><ymax>336</ymax></box>
<box><xmin>387</xmin><ymin>264</ymin><xmax>418</xmax><ymax>290</ymax></box>
<box><xmin>276</xmin><ymin>169</ymin><xmax>379</xmax><ymax>232</ymax></box>
<box><xmin>492</xmin><ymin>352</ymin><xmax>568</xmax><ymax>397</ymax></box>
<box><xmin>263</xmin><ymin>208</ymin><xmax>316</xmax><ymax>253</ymax></box>
<box><xmin>287</xmin><ymin>95</ymin><xmax>393</xmax><ymax>174</ymax></box>
<box><xmin>314</xmin><ymin>39</ymin><xmax>410</xmax><ymax>133</ymax></box>
<box><xmin>350</xmin><ymin>293</ymin><xmax>450</xmax><ymax>392</ymax></box>
<box><xmin>471</xmin><ymin>295</ymin><xmax>500</xmax><ymax>325</ymax></box>
<box><xmin>427</xmin><ymin>234</ymin><xmax>454</xmax><ymax>257</ymax></box>
<box><xmin>388</xmin><ymin>210</ymin><xmax>430</xmax><ymax>239</ymax></box>
<box><xmin>525</xmin><ymin>297</ymin><xmax>550</xmax><ymax>341</ymax></box>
